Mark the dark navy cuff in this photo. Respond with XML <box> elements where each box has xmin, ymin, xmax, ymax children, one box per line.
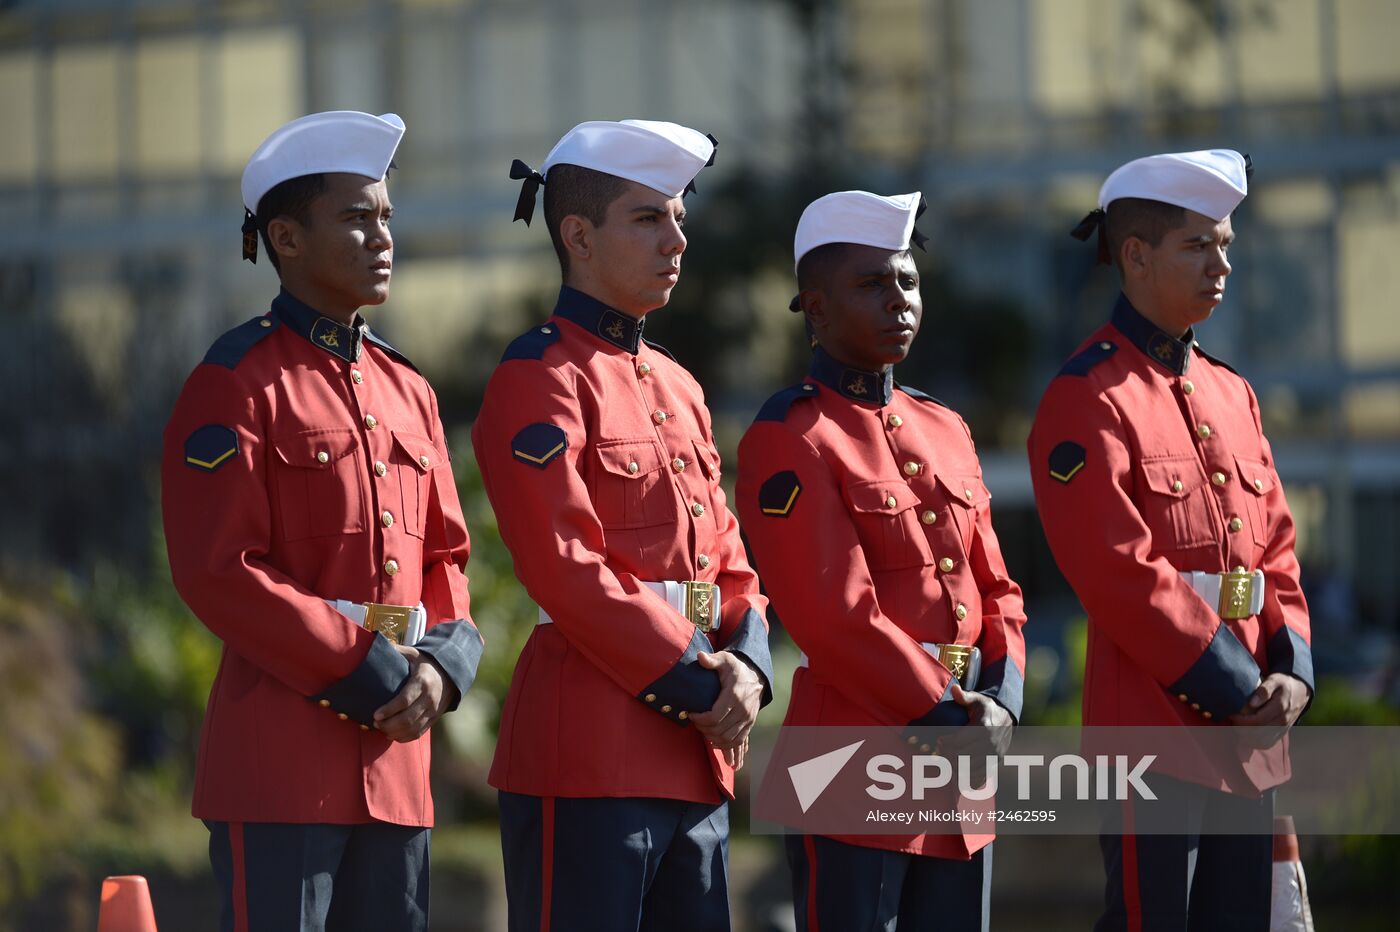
<box><xmin>414</xmin><ymin>620</ymin><xmax>485</xmax><ymax>713</ymax></box>
<box><xmin>1266</xmin><ymin>625</ymin><xmax>1315</xmax><ymax>695</ymax></box>
<box><xmin>908</xmin><ymin>678</ymin><xmax>971</xmax><ymax>730</ymax></box>
<box><xmin>722</xmin><ymin>608</ymin><xmax>774</xmax><ymax>708</ymax></box>
<box><xmin>977</xmin><ymin>655</ymin><xmax>1025</xmax><ymax>724</ymax></box>
<box><xmin>309</xmin><ymin>635</ymin><xmax>411</xmax><ymax>727</ymax></box>
<box><xmin>1168</xmin><ymin>624</ymin><xmax>1262</xmax><ymax>719</ymax></box>
<box><xmin>637</xmin><ymin>627</ymin><xmax>722</xmax><ymax>725</ymax></box>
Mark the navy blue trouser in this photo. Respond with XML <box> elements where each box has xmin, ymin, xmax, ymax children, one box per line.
<box><xmin>498</xmin><ymin>792</ymin><xmax>731</xmax><ymax>932</ymax></box>
<box><xmin>1095</xmin><ymin>774</ymin><xmax>1275</xmax><ymax>932</ymax></box>
<box><xmin>206</xmin><ymin>820</ymin><xmax>430</xmax><ymax>932</ymax></box>
<box><xmin>785</xmin><ymin>834</ymin><xmax>993</xmax><ymax>932</ymax></box>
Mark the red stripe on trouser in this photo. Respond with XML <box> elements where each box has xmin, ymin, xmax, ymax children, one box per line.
<box><xmin>540</xmin><ymin>798</ymin><xmax>555</xmax><ymax>932</ymax></box>
<box><xmin>229</xmin><ymin>822</ymin><xmax>249</xmax><ymax>932</ymax></box>
<box><xmin>803</xmin><ymin>835</ymin><xmax>820</xmax><ymax>932</ymax></box>
<box><xmin>1121</xmin><ymin>800</ymin><xmax>1141</xmax><ymax>932</ymax></box>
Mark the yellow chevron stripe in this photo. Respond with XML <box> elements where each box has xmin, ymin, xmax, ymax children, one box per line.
<box><xmin>761</xmin><ymin>483</ymin><xmax>801</xmax><ymax>516</ymax></box>
<box><xmin>186</xmin><ymin>447</ymin><xmax>237</xmax><ymax>470</ymax></box>
<box><xmin>513</xmin><ymin>441</ymin><xmax>565</xmax><ymax>465</ymax></box>
<box><xmin>1049</xmin><ymin>461</ymin><xmax>1085</xmax><ymax>483</ymax></box>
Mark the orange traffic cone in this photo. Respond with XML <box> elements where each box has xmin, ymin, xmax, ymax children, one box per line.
<box><xmin>1270</xmin><ymin>816</ymin><xmax>1314</xmax><ymax>932</ymax></box>
<box><xmin>97</xmin><ymin>875</ymin><xmax>159</xmax><ymax>932</ymax></box>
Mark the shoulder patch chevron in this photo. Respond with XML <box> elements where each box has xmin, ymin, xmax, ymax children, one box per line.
<box><xmin>1048</xmin><ymin>441</ymin><xmax>1086</xmax><ymax>484</ymax></box>
<box><xmin>759</xmin><ymin>470</ymin><xmax>802</xmax><ymax>517</ymax></box>
<box><xmin>203</xmin><ymin>317</ymin><xmax>279</xmax><ymax>370</ymax></box>
<box><xmin>501</xmin><ymin>324</ymin><xmax>562</xmax><ymax>363</ymax></box>
<box><xmin>185</xmin><ymin>424</ymin><xmax>239</xmax><ymax>472</ymax></box>
<box><xmin>755</xmin><ymin>383</ymin><xmax>819</xmax><ymax>423</ymax></box>
<box><xmin>512</xmin><ymin>423</ymin><xmax>567</xmax><ymax>469</ymax></box>
<box><xmin>1058</xmin><ymin>341</ymin><xmax>1118</xmax><ymax>377</ymax></box>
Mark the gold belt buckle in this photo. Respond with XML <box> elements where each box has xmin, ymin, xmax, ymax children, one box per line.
<box><xmin>1218</xmin><ymin>569</ymin><xmax>1254</xmax><ymax>620</ymax></box>
<box><xmin>681</xmin><ymin>581</ymin><xmax>719</xmax><ymax>633</ymax></box>
<box><xmin>363</xmin><ymin>602</ymin><xmax>413</xmax><ymax>645</ymax></box>
<box><xmin>938</xmin><ymin>644</ymin><xmax>974</xmax><ymax>687</ymax></box>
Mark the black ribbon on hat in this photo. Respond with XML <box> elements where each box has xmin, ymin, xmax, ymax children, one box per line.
<box><xmin>1243</xmin><ymin>153</ymin><xmax>1253</xmax><ymax>180</ymax></box>
<box><xmin>684</xmin><ymin>133</ymin><xmax>720</xmax><ymax>197</ymax></box>
<box><xmin>910</xmin><ymin>196</ymin><xmax>929</xmax><ymax>251</ymax></box>
<box><xmin>1070</xmin><ymin>207</ymin><xmax>1110</xmax><ymax>264</ymax></box>
<box><xmin>510</xmin><ymin>159</ymin><xmax>545</xmax><ymax>226</ymax></box>
<box><xmin>241</xmin><ymin>209</ymin><xmax>259</xmax><ymax>264</ymax></box>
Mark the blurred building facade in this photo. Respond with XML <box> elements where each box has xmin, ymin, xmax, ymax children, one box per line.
<box><xmin>2</xmin><ymin>0</ymin><xmax>1398</xmax><ymax>640</ymax></box>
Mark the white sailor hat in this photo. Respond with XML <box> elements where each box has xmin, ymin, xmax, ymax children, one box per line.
<box><xmin>239</xmin><ymin>110</ymin><xmax>405</xmax><ymax>263</ymax></box>
<box><xmin>241</xmin><ymin>111</ymin><xmax>405</xmax><ymax>215</ymax></box>
<box><xmin>793</xmin><ymin>190</ymin><xmax>927</xmax><ymax>272</ymax></box>
<box><xmin>1072</xmin><ymin>149</ymin><xmax>1251</xmax><ymax>261</ymax></box>
<box><xmin>509</xmin><ymin>119</ymin><xmax>717</xmax><ymax>225</ymax></box>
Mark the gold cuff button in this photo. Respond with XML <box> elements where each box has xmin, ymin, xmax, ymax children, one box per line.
<box><xmin>939</xmin><ymin>557</ymin><xmax>955</xmax><ymax>573</ymax></box>
<box><xmin>1197</xmin><ymin>424</ymin><xmax>1212</xmax><ymax>439</ymax></box>
<box><xmin>540</xmin><ymin>326</ymin><xmax>552</xmax><ymax>334</ymax></box>
<box><xmin>954</xmin><ymin>603</ymin><xmax>968</xmax><ymax>620</ymax></box>
<box><xmin>887</xmin><ymin>414</ymin><xmax>903</xmax><ymax>429</ymax></box>
<box><xmin>692</xmin><ymin>502</ymin><xmax>706</xmax><ymax>517</ymax></box>
<box><xmin>653</xmin><ymin>410</ymin><xmax>668</xmax><ymax>425</ymax></box>
<box><xmin>1202</xmin><ymin>711</ymin><xmax>1212</xmax><ymax>719</ymax></box>
<box><xmin>678</xmin><ymin>711</ymin><xmax>688</xmax><ymax>720</ymax></box>
<box><xmin>1229</xmin><ymin>516</ymin><xmax>1243</xmax><ymax>532</ymax></box>
<box><xmin>637</xmin><ymin>362</ymin><xmax>652</xmax><ymax>378</ymax></box>
<box><xmin>1183</xmin><ymin>380</ymin><xmax>1194</xmax><ymax>394</ymax></box>
<box><xmin>697</xmin><ymin>554</ymin><xmax>711</xmax><ymax>569</ymax></box>
<box><xmin>1212</xmin><ymin>471</ymin><xmax>1227</xmax><ymax>486</ymax></box>
<box><xmin>907</xmin><ymin>735</ymin><xmax>919</xmax><ymax>745</ymax></box>
<box><xmin>885</xmin><ymin>495</ymin><xmax>898</xmax><ymax>509</ymax></box>
<box><xmin>364</xmin><ymin>414</ymin><xmax>378</xmax><ymax>430</ymax></box>
<box><xmin>316</xmin><ymin>451</ymin><xmax>329</xmax><ymax>464</ymax></box>
<box><xmin>374</xmin><ymin>461</ymin><xmax>387</xmax><ymax>477</ymax></box>
<box><xmin>903</xmin><ymin>461</ymin><xmax>920</xmax><ymax>476</ymax></box>
<box><xmin>319</xmin><ymin>699</ymin><xmax>331</xmax><ymax>708</ymax></box>
<box><xmin>384</xmin><ymin>559</ymin><xmax>399</xmax><ymax>576</ymax></box>
<box><xmin>337</xmin><ymin>713</ymin><xmax>348</xmax><ymax>721</ymax></box>
<box><xmin>1099</xmin><ymin>342</ymin><xmax>1112</xmax><ymax>350</ymax></box>
<box><xmin>627</xmin><ymin>461</ymin><xmax>640</xmax><ymax>474</ymax></box>
<box><xmin>1178</xmin><ymin>693</ymin><xmax>1189</xmax><ymax>702</ymax></box>
<box><xmin>382</xmin><ymin>511</ymin><xmax>394</xmax><ymax>528</ymax></box>
<box><xmin>1191</xmin><ymin>703</ymin><xmax>1201</xmax><ymax>711</ymax></box>
<box><xmin>259</xmin><ymin>319</ymin><xmax>272</xmax><ymax>328</ymax></box>
<box><xmin>360</xmin><ymin>724</ymin><xmax>370</xmax><ymax>731</ymax></box>
<box><xmin>645</xmin><ymin>693</ymin><xmax>657</xmax><ymax>703</ymax></box>
<box><xmin>661</xmin><ymin>704</ymin><xmax>672</xmax><ymax>714</ymax></box>
<box><xmin>351</xmin><ymin>370</ymin><xmax>363</xmax><ymax>384</ymax></box>
<box><xmin>672</xmin><ymin>457</ymin><xmax>686</xmax><ymax>473</ymax></box>
<box><xmin>920</xmin><ymin>510</ymin><xmax>937</xmax><ymax>525</ymax></box>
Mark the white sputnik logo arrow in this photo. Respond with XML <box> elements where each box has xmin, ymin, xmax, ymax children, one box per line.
<box><xmin>788</xmin><ymin>740</ymin><xmax>865</xmax><ymax>813</ymax></box>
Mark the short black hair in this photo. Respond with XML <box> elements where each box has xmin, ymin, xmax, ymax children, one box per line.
<box><xmin>542</xmin><ymin>164</ymin><xmax>630</xmax><ymax>275</ymax></box>
<box><xmin>255</xmin><ymin>173</ymin><xmax>327</xmax><ymax>272</ymax></box>
<box><xmin>1104</xmin><ymin>197</ymin><xmax>1187</xmax><ymax>271</ymax></box>
<box><xmin>795</xmin><ymin>243</ymin><xmax>914</xmax><ymax>294</ymax></box>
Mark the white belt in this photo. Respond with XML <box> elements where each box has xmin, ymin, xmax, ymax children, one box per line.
<box><xmin>1180</xmin><ymin>569</ymin><xmax>1266</xmax><ymax>619</ymax></box>
<box><xmin>798</xmin><ymin>642</ymin><xmax>982</xmax><ymax>690</ymax></box>
<box><xmin>537</xmin><ymin>580</ymin><xmax>722</xmax><ymax>633</ymax></box>
<box><xmin>326</xmin><ymin>599</ymin><xmax>426</xmax><ymax>646</ymax></box>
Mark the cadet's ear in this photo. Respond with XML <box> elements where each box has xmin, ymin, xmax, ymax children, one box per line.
<box><xmin>559</xmin><ymin>214</ymin><xmax>592</xmax><ymax>264</ymax></box>
<box><xmin>265</xmin><ymin>216</ymin><xmax>302</xmax><ymax>264</ymax></box>
<box><xmin>1120</xmin><ymin>235</ymin><xmax>1149</xmax><ymax>280</ymax></box>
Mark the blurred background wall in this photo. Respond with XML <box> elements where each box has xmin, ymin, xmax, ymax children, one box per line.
<box><xmin>1</xmin><ymin>0</ymin><xmax>1398</xmax><ymax>929</ymax></box>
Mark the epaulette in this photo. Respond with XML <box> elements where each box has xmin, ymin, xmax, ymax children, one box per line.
<box><xmin>500</xmin><ymin>323</ymin><xmax>563</xmax><ymax>362</ymax></box>
<box><xmin>363</xmin><ymin>327</ymin><xmax>421</xmax><ymax>374</ymax></box>
<box><xmin>1057</xmin><ymin>340</ymin><xmax>1118</xmax><ymax>377</ymax></box>
<box><xmin>643</xmin><ymin>339</ymin><xmax>676</xmax><ymax>362</ymax></box>
<box><xmin>896</xmin><ymin>384</ymin><xmax>951</xmax><ymax>409</ymax></box>
<box><xmin>202</xmin><ymin>316</ymin><xmax>279</xmax><ymax>370</ymax></box>
<box><xmin>1193</xmin><ymin>342</ymin><xmax>1241</xmax><ymax>377</ymax></box>
<box><xmin>754</xmin><ymin>383</ymin><xmax>820</xmax><ymax>423</ymax></box>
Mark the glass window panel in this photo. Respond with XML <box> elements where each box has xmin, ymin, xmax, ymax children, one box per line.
<box><xmin>216</xmin><ymin>28</ymin><xmax>303</xmax><ymax>173</ymax></box>
<box><xmin>311</xmin><ymin>29</ymin><xmax>383</xmax><ymax>115</ymax></box>
<box><xmin>0</xmin><ymin>51</ymin><xmax>39</xmax><ymax>184</ymax></box>
<box><xmin>1334</xmin><ymin>0</ymin><xmax>1400</xmax><ymax>92</ymax></box>
<box><xmin>1030</xmin><ymin>0</ymin><xmax>1098</xmax><ymax>114</ymax></box>
<box><xmin>135</xmin><ymin>36</ymin><xmax>203</xmax><ymax>176</ymax></box>
<box><xmin>1344</xmin><ymin>382</ymin><xmax>1400</xmax><ymax>439</ymax></box>
<box><xmin>1339</xmin><ymin>210</ymin><xmax>1400</xmax><ymax>368</ymax></box>
<box><xmin>52</xmin><ymin>44</ymin><xmax>121</xmax><ymax>181</ymax></box>
<box><xmin>1236</xmin><ymin>0</ymin><xmax>1323</xmax><ymax>102</ymax></box>
<box><xmin>478</xmin><ymin>15</ymin><xmax>549</xmax><ymax>142</ymax></box>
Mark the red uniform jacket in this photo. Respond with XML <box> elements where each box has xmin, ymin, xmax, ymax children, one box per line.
<box><xmin>1028</xmin><ymin>295</ymin><xmax>1314</xmax><ymax>793</ymax></box>
<box><xmin>162</xmin><ymin>289</ymin><xmax>483</xmax><ymax>827</ymax></box>
<box><xmin>737</xmin><ymin>348</ymin><xmax>1028</xmax><ymax>858</ymax></box>
<box><xmin>472</xmin><ymin>287</ymin><xmax>773</xmax><ymax>804</ymax></box>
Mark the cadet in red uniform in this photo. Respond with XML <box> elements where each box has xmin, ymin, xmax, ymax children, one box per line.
<box><xmin>1028</xmin><ymin>150</ymin><xmax>1313</xmax><ymax>931</ymax></box>
<box><xmin>736</xmin><ymin>191</ymin><xmax>1027</xmax><ymax>932</ymax></box>
<box><xmin>161</xmin><ymin>111</ymin><xmax>483</xmax><ymax>932</ymax></box>
<box><xmin>472</xmin><ymin>120</ymin><xmax>773</xmax><ymax>931</ymax></box>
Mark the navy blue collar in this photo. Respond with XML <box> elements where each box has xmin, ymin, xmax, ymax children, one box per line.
<box><xmin>271</xmin><ymin>289</ymin><xmax>366</xmax><ymax>363</ymax></box>
<box><xmin>553</xmin><ymin>286</ymin><xmax>645</xmax><ymax>353</ymax></box>
<box><xmin>1111</xmin><ymin>293</ymin><xmax>1195</xmax><ymax>376</ymax></box>
<box><xmin>809</xmin><ymin>346</ymin><xmax>894</xmax><ymax>406</ymax></box>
